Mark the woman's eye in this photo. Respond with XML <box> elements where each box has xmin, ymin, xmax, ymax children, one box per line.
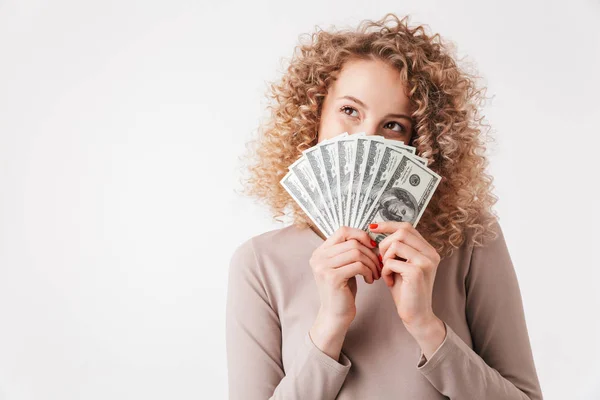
<box><xmin>340</xmin><ymin>106</ymin><xmax>359</xmax><ymax>118</ymax></box>
<box><xmin>385</xmin><ymin>121</ymin><xmax>405</xmax><ymax>133</ymax></box>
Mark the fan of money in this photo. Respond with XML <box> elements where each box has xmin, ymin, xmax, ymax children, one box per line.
<box><xmin>280</xmin><ymin>131</ymin><xmax>442</xmax><ymax>244</ymax></box>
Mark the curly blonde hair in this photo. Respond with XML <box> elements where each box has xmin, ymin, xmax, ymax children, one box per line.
<box><xmin>239</xmin><ymin>13</ymin><xmax>500</xmax><ymax>259</ymax></box>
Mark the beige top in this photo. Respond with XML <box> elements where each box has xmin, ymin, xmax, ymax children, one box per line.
<box><xmin>225</xmin><ymin>220</ymin><xmax>543</xmax><ymax>399</ymax></box>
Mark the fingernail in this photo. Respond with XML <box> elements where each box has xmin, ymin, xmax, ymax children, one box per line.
<box><xmin>370</xmin><ymin>239</ymin><xmax>377</xmax><ymax>247</ymax></box>
<box><xmin>369</xmin><ymin>223</ymin><xmax>378</xmax><ymax>230</ymax></box>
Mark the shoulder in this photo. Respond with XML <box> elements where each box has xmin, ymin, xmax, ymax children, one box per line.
<box><xmin>464</xmin><ymin>217</ymin><xmax>515</xmax><ymax>282</ymax></box>
<box><xmin>229</xmin><ymin>224</ymin><xmax>316</xmax><ymax>273</ymax></box>
<box><xmin>466</xmin><ymin>217</ymin><xmax>506</xmax><ymax>257</ymax></box>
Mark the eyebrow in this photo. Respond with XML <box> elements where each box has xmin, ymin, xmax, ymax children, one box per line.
<box><xmin>338</xmin><ymin>95</ymin><xmax>414</xmax><ymax>123</ymax></box>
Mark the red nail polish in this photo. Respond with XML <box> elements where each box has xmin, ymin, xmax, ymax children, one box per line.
<box><xmin>370</xmin><ymin>239</ymin><xmax>377</xmax><ymax>247</ymax></box>
<box><xmin>369</xmin><ymin>223</ymin><xmax>378</xmax><ymax>230</ymax></box>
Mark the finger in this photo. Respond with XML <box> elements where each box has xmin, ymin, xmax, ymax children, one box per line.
<box><xmin>382</xmin><ymin>240</ymin><xmax>428</xmax><ymax>267</ymax></box>
<box><xmin>335</xmin><ymin>261</ymin><xmax>374</xmax><ymax>284</ymax></box>
<box><xmin>378</xmin><ymin>228</ymin><xmax>422</xmax><ymax>261</ymax></box>
<box><xmin>323</xmin><ymin>226</ymin><xmax>377</xmax><ymax>250</ymax></box>
<box><xmin>381</xmin><ymin>258</ymin><xmax>422</xmax><ymax>286</ymax></box>
<box><xmin>376</xmin><ymin>222</ymin><xmax>438</xmax><ymax>262</ymax></box>
<box><xmin>326</xmin><ymin>248</ymin><xmax>380</xmax><ymax>280</ymax></box>
<box><xmin>381</xmin><ymin>266</ymin><xmax>397</xmax><ymax>287</ymax></box>
<box><xmin>368</xmin><ymin>221</ymin><xmax>412</xmax><ymax>234</ymax></box>
<box><xmin>322</xmin><ymin>240</ymin><xmax>380</xmax><ymax>276</ymax></box>
<box><xmin>408</xmin><ymin>227</ymin><xmax>441</xmax><ymax>263</ymax></box>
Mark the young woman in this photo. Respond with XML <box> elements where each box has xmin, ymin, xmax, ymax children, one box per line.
<box><xmin>226</xmin><ymin>13</ymin><xmax>543</xmax><ymax>399</ymax></box>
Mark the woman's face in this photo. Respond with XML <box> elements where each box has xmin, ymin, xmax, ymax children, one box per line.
<box><xmin>317</xmin><ymin>57</ymin><xmax>415</xmax><ymax>144</ymax></box>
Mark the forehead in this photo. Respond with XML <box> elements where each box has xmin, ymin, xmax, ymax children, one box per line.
<box><xmin>330</xmin><ymin>58</ymin><xmax>412</xmax><ymax>112</ymax></box>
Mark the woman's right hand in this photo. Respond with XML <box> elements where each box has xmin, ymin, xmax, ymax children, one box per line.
<box><xmin>309</xmin><ymin>226</ymin><xmax>381</xmax><ymax>329</ymax></box>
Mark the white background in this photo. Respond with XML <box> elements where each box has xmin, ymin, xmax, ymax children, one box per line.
<box><xmin>0</xmin><ymin>1</ymin><xmax>598</xmax><ymax>399</ymax></box>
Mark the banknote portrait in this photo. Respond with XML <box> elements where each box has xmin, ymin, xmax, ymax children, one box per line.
<box><xmin>377</xmin><ymin>187</ymin><xmax>417</xmax><ymax>224</ymax></box>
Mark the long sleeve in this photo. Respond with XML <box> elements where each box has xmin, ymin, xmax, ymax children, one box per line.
<box><xmin>225</xmin><ymin>238</ymin><xmax>352</xmax><ymax>400</ymax></box>
<box><xmin>414</xmin><ymin>220</ymin><xmax>544</xmax><ymax>399</ymax></box>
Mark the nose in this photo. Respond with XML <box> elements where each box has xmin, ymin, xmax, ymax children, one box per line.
<box><xmin>355</xmin><ymin>124</ymin><xmax>381</xmax><ymax>137</ymax></box>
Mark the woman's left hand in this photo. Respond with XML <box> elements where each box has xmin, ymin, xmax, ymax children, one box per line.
<box><xmin>369</xmin><ymin>221</ymin><xmax>442</xmax><ymax>333</ymax></box>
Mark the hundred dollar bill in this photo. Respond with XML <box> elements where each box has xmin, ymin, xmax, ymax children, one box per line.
<box><xmin>352</xmin><ymin>137</ymin><xmax>421</xmax><ymax>228</ymax></box>
<box><xmin>363</xmin><ymin>152</ymin><xmax>441</xmax><ymax>244</ymax></box>
<box><xmin>356</xmin><ymin>144</ymin><xmax>405</xmax><ymax>230</ymax></box>
<box><xmin>353</xmin><ymin>139</ymin><xmax>386</xmax><ymax>228</ymax></box>
<box><xmin>288</xmin><ymin>155</ymin><xmax>338</xmax><ymax>231</ymax></box>
<box><xmin>319</xmin><ymin>138</ymin><xmax>344</xmax><ymax>226</ymax></box>
<box><xmin>280</xmin><ymin>170</ymin><xmax>334</xmax><ymax>237</ymax></box>
<box><xmin>315</xmin><ymin>131</ymin><xmax>351</xmax><ymax>228</ymax></box>
<box><xmin>348</xmin><ymin>136</ymin><xmax>371</xmax><ymax>228</ymax></box>
<box><xmin>337</xmin><ymin>136</ymin><xmax>357</xmax><ymax>227</ymax></box>
<box><xmin>386</xmin><ymin>143</ymin><xmax>427</xmax><ymax>166</ymax></box>
<box><xmin>302</xmin><ymin>145</ymin><xmax>340</xmax><ymax>230</ymax></box>
<box><xmin>370</xmin><ymin>136</ymin><xmax>428</xmax><ymax>165</ymax></box>
<box><xmin>409</xmin><ymin>154</ymin><xmax>427</xmax><ymax>166</ymax></box>
<box><xmin>371</xmin><ymin>136</ymin><xmax>415</xmax><ymax>154</ymax></box>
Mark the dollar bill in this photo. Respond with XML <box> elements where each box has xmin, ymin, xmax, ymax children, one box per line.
<box><xmin>320</xmin><ymin>139</ymin><xmax>342</xmax><ymax>226</ymax></box>
<box><xmin>356</xmin><ymin>144</ymin><xmax>405</xmax><ymax>230</ymax></box>
<box><xmin>386</xmin><ymin>142</ymin><xmax>427</xmax><ymax>166</ymax></box>
<box><xmin>370</xmin><ymin>136</ymin><xmax>428</xmax><ymax>165</ymax></box>
<box><xmin>288</xmin><ymin>155</ymin><xmax>338</xmax><ymax>231</ymax></box>
<box><xmin>311</xmin><ymin>131</ymin><xmax>351</xmax><ymax>229</ymax></box>
<box><xmin>363</xmin><ymin>152</ymin><xmax>441</xmax><ymax>243</ymax></box>
<box><xmin>302</xmin><ymin>146</ymin><xmax>340</xmax><ymax>230</ymax></box>
<box><xmin>337</xmin><ymin>137</ymin><xmax>357</xmax><ymax>227</ymax></box>
<box><xmin>348</xmin><ymin>136</ymin><xmax>372</xmax><ymax>227</ymax></box>
<box><xmin>371</xmin><ymin>136</ymin><xmax>415</xmax><ymax>154</ymax></box>
<box><xmin>353</xmin><ymin>139</ymin><xmax>386</xmax><ymax>228</ymax></box>
<box><xmin>280</xmin><ymin>170</ymin><xmax>334</xmax><ymax>237</ymax></box>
